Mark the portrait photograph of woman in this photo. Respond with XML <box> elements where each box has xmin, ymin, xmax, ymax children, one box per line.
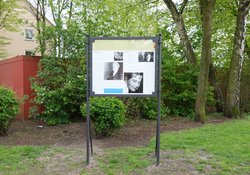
<box><xmin>104</xmin><ymin>62</ymin><xmax>123</xmax><ymax>80</ymax></box>
<box><xmin>124</xmin><ymin>72</ymin><xmax>143</xmax><ymax>93</ymax></box>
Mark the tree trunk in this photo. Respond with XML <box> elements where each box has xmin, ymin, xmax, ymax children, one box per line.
<box><xmin>163</xmin><ymin>0</ymin><xmax>225</xmax><ymax>115</ymax></box>
<box><xmin>163</xmin><ymin>0</ymin><xmax>196</xmax><ymax>64</ymax></box>
<box><xmin>34</xmin><ymin>0</ymin><xmax>47</xmax><ymax>57</ymax></box>
<box><xmin>225</xmin><ymin>0</ymin><xmax>250</xmax><ymax>118</ymax></box>
<box><xmin>209</xmin><ymin>64</ymin><xmax>224</xmax><ymax>112</ymax></box>
<box><xmin>195</xmin><ymin>0</ymin><xmax>216</xmax><ymax>123</ymax></box>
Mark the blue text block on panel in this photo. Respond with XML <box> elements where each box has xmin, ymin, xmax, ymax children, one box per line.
<box><xmin>104</xmin><ymin>88</ymin><xmax>123</xmax><ymax>94</ymax></box>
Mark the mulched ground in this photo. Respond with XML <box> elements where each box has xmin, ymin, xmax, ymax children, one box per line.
<box><xmin>0</xmin><ymin>116</ymin><xmax>231</xmax><ymax>148</ymax></box>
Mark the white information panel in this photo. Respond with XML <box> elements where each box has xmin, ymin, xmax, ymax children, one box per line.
<box><xmin>90</xmin><ymin>38</ymin><xmax>157</xmax><ymax>96</ymax></box>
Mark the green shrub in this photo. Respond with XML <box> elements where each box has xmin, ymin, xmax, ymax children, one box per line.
<box><xmin>122</xmin><ymin>98</ymin><xmax>141</xmax><ymax>120</ymax></box>
<box><xmin>31</xmin><ymin>56</ymin><xmax>86</xmax><ymax>125</ymax></box>
<box><xmin>81</xmin><ymin>97</ymin><xmax>126</xmax><ymax>137</ymax></box>
<box><xmin>140</xmin><ymin>98</ymin><xmax>158</xmax><ymax>120</ymax></box>
<box><xmin>123</xmin><ymin>97</ymin><xmax>169</xmax><ymax>120</ymax></box>
<box><xmin>139</xmin><ymin>98</ymin><xmax>170</xmax><ymax>120</ymax></box>
<box><xmin>161</xmin><ymin>57</ymin><xmax>215</xmax><ymax>118</ymax></box>
<box><xmin>0</xmin><ymin>86</ymin><xmax>19</xmax><ymax>135</ymax></box>
<box><xmin>161</xmin><ymin>58</ymin><xmax>197</xmax><ymax>118</ymax></box>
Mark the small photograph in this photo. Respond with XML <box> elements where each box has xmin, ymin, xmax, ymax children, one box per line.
<box><xmin>138</xmin><ymin>52</ymin><xmax>154</xmax><ymax>62</ymax></box>
<box><xmin>114</xmin><ymin>52</ymin><xmax>123</xmax><ymax>61</ymax></box>
<box><xmin>104</xmin><ymin>62</ymin><xmax>123</xmax><ymax>80</ymax></box>
<box><xmin>124</xmin><ymin>72</ymin><xmax>143</xmax><ymax>93</ymax></box>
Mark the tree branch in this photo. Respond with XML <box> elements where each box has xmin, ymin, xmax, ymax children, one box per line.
<box><xmin>180</xmin><ymin>0</ymin><xmax>189</xmax><ymax>14</ymax></box>
<box><xmin>162</xmin><ymin>0</ymin><xmax>180</xmax><ymax>18</ymax></box>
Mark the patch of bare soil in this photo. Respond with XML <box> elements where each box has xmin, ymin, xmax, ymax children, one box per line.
<box><xmin>26</xmin><ymin>146</ymin><xmax>85</xmax><ymax>175</ymax></box>
<box><xmin>0</xmin><ymin>119</ymin><xmax>85</xmax><ymax>147</ymax></box>
<box><xmin>0</xmin><ymin>117</ymin><xmax>230</xmax><ymax>148</ymax></box>
<box><xmin>143</xmin><ymin>150</ymin><xmax>214</xmax><ymax>175</ymax></box>
<box><xmin>95</xmin><ymin>116</ymin><xmax>231</xmax><ymax>148</ymax></box>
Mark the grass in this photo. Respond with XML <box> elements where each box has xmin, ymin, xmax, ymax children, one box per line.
<box><xmin>155</xmin><ymin>119</ymin><xmax>250</xmax><ymax>174</ymax></box>
<box><xmin>0</xmin><ymin>118</ymin><xmax>249</xmax><ymax>175</ymax></box>
<box><xmin>0</xmin><ymin>146</ymin><xmax>47</xmax><ymax>175</ymax></box>
<box><xmin>98</xmin><ymin>147</ymin><xmax>153</xmax><ymax>175</ymax></box>
<box><xmin>83</xmin><ymin>118</ymin><xmax>250</xmax><ymax>175</ymax></box>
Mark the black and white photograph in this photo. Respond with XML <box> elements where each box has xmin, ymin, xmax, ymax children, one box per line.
<box><xmin>124</xmin><ymin>72</ymin><xmax>143</xmax><ymax>93</ymax></box>
<box><xmin>138</xmin><ymin>52</ymin><xmax>154</xmax><ymax>62</ymax></box>
<box><xmin>104</xmin><ymin>62</ymin><xmax>123</xmax><ymax>80</ymax></box>
<box><xmin>114</xmin><ymin>52</ymin><xmax>123</xmax><ymax>61</ymax></box>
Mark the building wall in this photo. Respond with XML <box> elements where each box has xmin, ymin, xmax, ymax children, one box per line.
<box><xmin>0</xmin><ymin>56</ymin><xmax>40</xmax><ymax>120</ymax></box>
<box><xmin>0</xmin><ymin>1</ymin><xmax>38</xmax><ymax>59</ymax></box>
<box><xmin>0</xmin><ymin>1</ymin><xmax>53</xmax><ymax>60</ymax></box>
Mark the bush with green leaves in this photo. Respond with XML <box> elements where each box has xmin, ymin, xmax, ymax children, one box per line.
<box><xmin>0</xmin><ymin>86</ymin><xmax>19</xmax><ymax>135</ymax></box>
<box><xmin>139</xmin><ymin>98</ymin><xmax>170</xmax><ymax>120</ymax></box>
<box><xmin>121</xmin><ymin>98</ymin><xmax>141</xmax><ymax>120</ymax></box>
<box><xmin>31</xmin><ymin>56</ymin><xmax>86</xmax><ymax>125</ymax></box>
<box><xmin>122</xmin><ymin>97</ymin><xmax>169</xmax><ymax>120</ymax></box>
<box><xmin>139</xmin><ymin>98</ymin><xmax>158</xmax><ymax>119</ymax></box>
<box><xmin>81</xmin><ymin>97</ymin><xmax>126</xmax><ymax>137</ymax></box>
<box><xmin>161</xmin><ymin>57</ymin><xmax>215</xmax><ymax>118</ymax></box>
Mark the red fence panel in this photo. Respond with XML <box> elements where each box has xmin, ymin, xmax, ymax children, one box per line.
<box><xmin>0</xmin><ymin>56</ymin><xmax>40</xmax><ymax>120</ymax></box>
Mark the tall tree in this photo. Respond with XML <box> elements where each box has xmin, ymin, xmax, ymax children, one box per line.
<box><xmin>29</xmin><ymin>0</ymin><xmax>48</xmax><ymax>57</ymax></box>
<box><xmin>162</xmin><ymin>0</ymin><xmax>196</xmax><ymax>64</ymax></box>
<box><xmin>32</xmin><ymin>0</ymin><xmax>74</xmax><ymax>58</ymax></box>
<box><xmin>162</xmin><ymin>0</ymin><xmax>226</xmax><ymax>119</ymax></box>
<box><xmin>48</xmin><ymin>0</ymin><xmax>69</xmax><ymax>58</ymax></box>
<box><xmin>225</xmin><ymin>0</ymin><xmax>250</xmax><ymax>118</ymax></box>
<box><xmin>195</xmin><ymin>0</ymin><xmax>216</xmax><ymax>122</ymax></box>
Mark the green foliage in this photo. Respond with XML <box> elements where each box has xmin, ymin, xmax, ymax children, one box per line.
<box><xmin>30</xmin><ymin>1</ymin><xmax>87</xmax><ymax>126</ymax></box>
<box><xmin>212</xmin><ymin>0</ymin><xmax>236</xmax><ymax>66</ymax></box>
<box><xmin>32</xmin><ymin>0</ymin><xmax>247</xmax><ymax>121</ymax></box>
<box><xmin>138</xmin><ymin>98</ymin><xmax>158</xmax><ymax>120</ymax></box>
<box><xmin>205</xmin><ymin>85</ymin><xmax>216</xmax><ymax>111</ymax></box>
<box><xmin>123</xmin><ymin>97</ymin><xmax>169</xmax><ymax>120</ymax></box>
<box><xmin>74</xmin><ymin>0</ymin><xmax>159</xmax><ymax>37</ymax></box>
<box><xmin>81</xmin><ymin>97</ymin><xmax>126</xmax><ymax>137</ymax></box>
<box><xmin>161</xmin><ymin>57</ymin><xmax>198</xmax><ymax>118</ymax></box>
<box><xmin>122</xmin><ymin>98</ymin><xmax>141</xmax><ymax>120</ymax></box>
<box><xmin>0</xmin><ymin>0</ymin><xmax>22</xmax><ymax>31</ymax></box>
<box><xmin>0</xmin><ymin>0</ymin><xmax>22</xmax><ymax>58</ymax></box>
<box><xmin>0</xmin><ymin>36</ymin><xmax>9</xmax><ymax>58</ymax></box>
<box><xmin>161</xmin><ymin>56</ymin><xmax>215</xmax><ymax>118</ymax></box>
<box><xmin>28</xmin><ymin>105</ymin><xmax>39</xmax><ymax>119</ymax></box>
<box><xmin>31</xmin><ymin>56</ymin><xmax>86</xmax><ymax>125</ymax></box>
<box><xmin>0</xmin><ymin>86</ymin><xmax>19</xmax><ymax>135</ymax></box>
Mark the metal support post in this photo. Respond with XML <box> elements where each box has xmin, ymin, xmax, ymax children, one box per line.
<box><xmin>89</xmin><ymin>119</ymin><xmax>93</xmax><ymax>155</ymax></box>
<box><xmin>156</xmin><ymin>34</ymin><xmax>162</xmax><ymax>166</ymax></box>
<box><xmin>86</xmin><ymin>35</ymin><xmax>90</xmax><ymax>164</ymax></box>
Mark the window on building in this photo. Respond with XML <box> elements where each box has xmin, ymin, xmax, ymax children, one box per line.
<box><xmin>25</xmin><ymin>29</ymin><xmax>34</xmax><ymax>40</ymax></box>
<box><xmin>25</xmin><ymin>50</ymin><xmax>35</xmax><ymax>56</ymax></box>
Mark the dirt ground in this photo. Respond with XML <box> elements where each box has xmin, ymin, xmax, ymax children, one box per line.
<box><xmin>0</xmin><ymin>117</ymin><xmax>231</xmax><ymax>175</ymax></box>
<box><xmin>0</xmin><ymin>117</ymin><xmax>230</xmax><ymax>148</ymax></box>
